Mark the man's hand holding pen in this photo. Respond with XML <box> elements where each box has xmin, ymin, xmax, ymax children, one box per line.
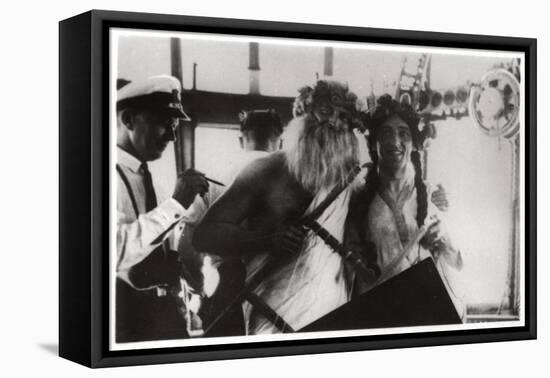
<box><xmin>172</xmin><ymin>169</ymin><xmax>211</xmax><ymax>209</ymax></box>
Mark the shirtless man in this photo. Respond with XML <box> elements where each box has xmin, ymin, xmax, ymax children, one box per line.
<box><xmin>193</xmin><ymin>81</ymin><xmax>363</xmax><ymax>334</ymax></box>
<box><xmin>178</xmin><ymin>109</ymin><xmax>285</xmax><ymax>337</ymax></box>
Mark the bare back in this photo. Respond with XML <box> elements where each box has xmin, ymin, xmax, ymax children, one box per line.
<box><xmin>193</xmin><ymin>151</ymin><xmax>313</xmax><ymax>257</ymax></box>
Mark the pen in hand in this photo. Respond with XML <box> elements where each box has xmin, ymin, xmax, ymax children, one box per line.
<box><xmin>204</xmin><ymin>176</ymin><xmax>225</xmax><ymax>187</ymax></box>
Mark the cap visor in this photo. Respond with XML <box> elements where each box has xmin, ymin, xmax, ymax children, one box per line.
<box><xmin>167</xmin><ymin>107</ymin><xmax>191</xmax><ymax>122</ymax></box>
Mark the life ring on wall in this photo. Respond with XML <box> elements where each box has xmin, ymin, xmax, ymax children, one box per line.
<box><xmin>468</xmin><ymin>69</ymin><xmax>520</xmax><ymax>139</ymax></box>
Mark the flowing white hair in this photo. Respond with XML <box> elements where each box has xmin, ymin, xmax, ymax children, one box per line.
<box><xmin>284</xmin><ymin>115</ymin><xmax>359</xmax><ymax>193</ymax></box>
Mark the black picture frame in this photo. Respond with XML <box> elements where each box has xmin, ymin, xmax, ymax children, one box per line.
<box><xmin>59</xmin><ymin>9</ymin><xmax>537</xmax><ymax>368</ymax></box>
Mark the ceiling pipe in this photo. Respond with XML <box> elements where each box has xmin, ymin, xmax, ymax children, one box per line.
<box><xmin>249</xmin><ymin>42</ymin><xmax>260</xmax><ymax>94</ymax></box>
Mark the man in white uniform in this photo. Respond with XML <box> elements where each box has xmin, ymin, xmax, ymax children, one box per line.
<box><xmin>116</xmin><ymin>75</ymin><xmax>209</xmax><ymax>342</ymax></box>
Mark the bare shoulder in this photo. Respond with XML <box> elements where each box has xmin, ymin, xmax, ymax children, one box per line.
<box><xmin>233</xmin><ymin>151</ymin><xmax>286</xmax><ymax>185</ymax></box>
<box><xmin>205</xmin><ymin>152</ymin><xmax>287</xmax><ymax>220</ymax></box>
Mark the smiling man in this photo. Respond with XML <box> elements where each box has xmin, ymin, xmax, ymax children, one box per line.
<box><xmin>115</xmin><ymin>75</ymin><xmax>209</xmax><ymax>342</ymax></box>
<box><xmin>345</xmin><ymin>94</ymin><xmax>465</xmax><ymax>318</ymax></box>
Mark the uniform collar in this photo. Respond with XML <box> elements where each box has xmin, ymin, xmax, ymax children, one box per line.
<box><xmin>117</xmin><ymin>145</ymin><xmax>142</xmax><ymax>174</ymax></box>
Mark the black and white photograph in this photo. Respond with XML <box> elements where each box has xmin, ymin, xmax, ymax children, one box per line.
<box><xmin>110</xmin><ymin>27</ymin><xmax>526</xmax><ymax>351</ymax></box>
<box><xmin>2</xmin><ymin>0</ymin><xmax>548</xmax><ymax>373</ymax></box>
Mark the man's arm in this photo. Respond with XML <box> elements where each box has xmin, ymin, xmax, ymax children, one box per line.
<box><xmin>117</xmin><ymin>169</ymin><xmax>209</xmax><ymax>272</ymax></box>
<box><xmin>117</xmin><ymin>198</ymin><xmax>200</xmax><ymax>271</ymax></box>
<box><xmin>422</xmin><ymin>182</ymin><xmax>463</xmax><ymax>269</ymax></box>
<box><xmin>192</xmin><ymin>158</ymin><xmax>272</xmax><ymax>257</ymax></box>
<box><xmin>421</xmin><ymin>219</ymin><xmax>463</xmax><ymax>270</ymax></box>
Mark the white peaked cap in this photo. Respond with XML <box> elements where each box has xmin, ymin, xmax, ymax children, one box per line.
<box><xmin>117</xmin><ymin>75</ymin><xmax>190</xmax><ymax>121</ymax></box>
